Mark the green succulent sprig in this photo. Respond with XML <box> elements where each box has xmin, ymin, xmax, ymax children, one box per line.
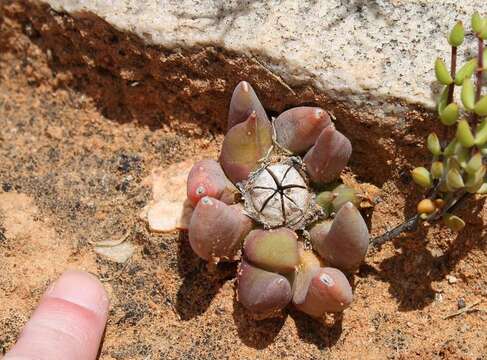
<box><xmin>373</xmin><ymin>13</ymin><xmax>487</xmax><ymax>245</ymax></box>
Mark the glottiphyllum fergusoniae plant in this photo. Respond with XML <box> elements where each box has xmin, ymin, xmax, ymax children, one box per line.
<box><xmin>185</xmin><ymin>81</ymin><xmax>369</xmax><ymax>320</ymax></box>
<box><xmin>373</xmin><ymin>12</ymin><xmax>487</xmax><ymax>246</ymax></box>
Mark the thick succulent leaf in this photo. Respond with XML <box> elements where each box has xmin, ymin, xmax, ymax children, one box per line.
<box><xmin>303</xmin><ymin>126</ymin><xmax>352</xmax><ymax>184</ymax></box>
<box><xmin>243</xmin><ymin>228</ymin><xmax>299</xmax><ymax>274</ymax></box>
<box><xmin>292</xmin><ymin>246</ymin><xmax>322</xmax><ymax>305</ymax></box>
<box><xmin>309</xmin><ymin>221</ymin><xmax>332</xmax><ymax>251</ymax></box>
<box><xmin>237</xmin><ymin>260</ymin><xmax>292</xmax><ymax>319</ymax></box>
<box><xmin>228</xmin><ymin>81</ymin><xmax>269</xmax><ymax>131</ymax></box>
<box><xmin>187</xmin><ymin>159</ymin><xmax>238</xmax><ymax>207</ymax></box>
<box><xmin>313</xmin><ymin>202</ymin><xmax>369</xmax><ymax>272</ymax></box>
<box><xmin>295</xmin><ymin>267</ymin><xmax>353</xmax><ymax>317</ymax></box>
<box><xmin>220</xmin><ymin>112</ymin><xmax>273</xmax><ymax>184</ymax></box>
<box><xmin>274</xmin><ymin>107</ymin><xmax>331</xmax><ymax>154</ymax></box>
<box><xmin>188</xmin><ymin>197</ymin><xmax>253</xmax><ymax>263</ymax></box>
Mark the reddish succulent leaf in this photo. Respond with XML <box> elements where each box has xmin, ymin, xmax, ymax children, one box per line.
<box><xmin>187</xmin><ymin>159</ymin><xmax>238</xmax><ymax>207</ymax></box>
<box><xmin>188</xmin><ymin>197</ymin><xmax>253</xmax><ymax>263</ymax></box>
<box><xmin>220</xmin><ymin>112</ymin><xmax>273</xmax><ymax>184</ymax></box>
<box><xmin>274</xmin><ymin>107</ymin><xmax>331</xmax><ymax>154</ymax></box>
<box><xmin>228</xmin><ymin>81</ymin><xmax>269</xmax><ymax>131</ymax></box>
<box><xmin>292</xmin><ymin>245</ymin><xmax>322</xmax><ymax>305</ymax></box>
<box><xmin>243</xmin><ymin>228</ymin><xmax>299</xmax><ymax>274</ymax></box>
<box><xmin>295</xmin><ymin>267</ymin><xmax>353</xmax><ymax>317</ymax></box>
<box><xmin>309</xmin><ymin>220</ymin><xmax>332</xmax><ymax>251</ymax></box>
<box><xmin>237</xmin><ymin>260</ymin><xmax>292</xmax><ymax>319</ymax></box>
<box><xmin>303</xmin><ymin>126</ymin><xmax>352</xmax><ymax>184</ymax></box>
<box><xmin>313</xmin><ymin>202</ymin><xmax>369</xmax><ymax>272</ymax></box>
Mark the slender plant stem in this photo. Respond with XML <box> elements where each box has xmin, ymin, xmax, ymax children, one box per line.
<box><xmin>476</xmin><ymin>37</ymin><xmax>483</xmax><ymax>103</ymax></box>
<box><xmin>447</xmin><ymin>46</ymin><xmax>457</xmax><ymax>104</ymax></box>
<box><xmin>370</xmin><ymin>191</ymin><xmax>470</xmax><ymax>247</ymax></box>
<box><xmin>445</xmin><ymin>46</ymin><xmax>458</xmax><ymax>141</ymax></box>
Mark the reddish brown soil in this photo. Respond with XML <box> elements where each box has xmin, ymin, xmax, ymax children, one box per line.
<box><xmin>1</xmin><ymin>1</ymin><xmax>487</xmax><ymax>359</ymax></box>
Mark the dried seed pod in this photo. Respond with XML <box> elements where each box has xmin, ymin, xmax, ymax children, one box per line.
<box><xmin>242</xmin><ymin>159</ymin><xmax>317</xmax><ymax>230</ymax></box>
<box><xmin>274</xmin><ymin>107</ymin><xmax>331</xmax><ymax>154</ymax></box>
<box><xmin>295</xmin><ymin>267</ymin><xmax>353</xmax><ymax>317</ymax></box>
<box><xmin>243</xmin><ymin>228</ymin><xmax>299</xmax><ymax>274</ymax></box>
<box><xmin>188</xmin><ymin>197</ymin><xmax>252</xmax><ymax>263</ymax></box>
<box><xmin>187</xmin><ymin>159</ymin><xmax>238</xmax><ymax>207</ymax></box>
<box><xmin>303</xmin><ymin>126</ymin><xmax>352</xmax><ymax>184</ymax></box>
<box><xmin>454</xmin><ymin>59</ymin><xmax>476</xmax><ymax>85</ymax></box>
<box><xmin>313</xmin><ymin>202</ymin><xmax>369</xmax><ymax>272</ymax></box>
<box><xmin>411</xmin><ymin>167</ymin><xmax>433</xmax><ymax>189</ymax></box>
<box><xmin>228</xmin><ymin>81</ymin><xmax>269</xmax><ymax>131</ymax></box>
<box><xmin>292</xmin><ymin>245</ymin><xmax>322</xmax><ymax>305</ymax></box>
<box><xmin>237</xmin><ymin>260</ymin><xmax>292</xmax><ymax>319</ymax></box>
<box><xmin>220</xmin><ymin>112</ymin><xmax>273</xmax><ymax>184</ymax></box>
<box><xmin>435</xmin><ymin>58</ymin><xmax>453</xmax><ymax>85</ymax></box>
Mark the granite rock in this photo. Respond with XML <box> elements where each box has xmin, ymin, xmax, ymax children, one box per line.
<box><xmin>45</xmin><ymin>0</ymin><xmax>487</xmax><ymax>109</ymax></box>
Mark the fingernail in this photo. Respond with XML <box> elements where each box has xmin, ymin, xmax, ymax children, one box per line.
<box><xmin>45</xmin><ymin>270</ymin><xmax>109</xmax><ymax>317</ymax></box>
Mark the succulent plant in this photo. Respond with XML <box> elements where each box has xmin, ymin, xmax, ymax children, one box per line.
<box><xmin>373</xmin><ymin>13</ymin><xmax>487</xmax><ymax>246</ymax></box>
<box><xmin>184</xmin><ymin>81</ymin><xmax>369</xmax><ymax>320</ymax></box>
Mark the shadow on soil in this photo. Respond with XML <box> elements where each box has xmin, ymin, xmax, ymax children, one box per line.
<box><xmin>367</xmin><ymin>195</ymin><xmax>486</xmax><ymax>311</ymax></box>
<box><xmin>175</xmin><ymin>233</ymin><xmax>237</xmax><ymax>320</ymax></box>
<box><xmin>176</xmin><ymin>231</ymin><xmax>345</xmax><ymax>350</ymax></box>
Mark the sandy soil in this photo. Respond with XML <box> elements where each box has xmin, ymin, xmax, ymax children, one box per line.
<box><xmin>1</xmin><ymin>2</ymin><xmax>487</xmax><ymax>359</ymax></box>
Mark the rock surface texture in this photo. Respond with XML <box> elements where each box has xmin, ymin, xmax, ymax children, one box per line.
<box><xmin>45</xmin><ymin>0</ymin><xmax>487</xmax><ymax>109</ymax></box>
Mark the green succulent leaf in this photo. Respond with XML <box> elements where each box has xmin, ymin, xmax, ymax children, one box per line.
<box><xmin>448</xmin><ymin>21</ymin><xmax>465</xmax><ymax>47</ymax></box>
<box><xmin>427</xmin><ymin>133</ymin><xmax>442</xmax><ymax>156</ymax></box>
<box><xmin>465</xmin><ymin>165</ymin><xmax>486</xmax><ymax>193</ymax></box>
<box><xmin>456</xmin><ymin>119</ymin><xmax>475</xmax><ymax>148</ymax></box>
<box><xmin>431</xmin><ymin>161</ymin><xmax>444</xmax><ymax>179</ymax></box>
<box><xmin>437</xmin><ymin>86</ymin><xmax>449</xmax><ymax>115</ymax></box>
<box><xmin>443</xmin><ymin>213</ymin><xmax>465</xmax><ymax>232</ymax></box>
<box><xmin>440</xmin><ymin>103</ymin><xmax>459</xmax><ymax>126</ymax></box>
<box><xmin>454</xmin><ymin>59</ymin><xmax>477</xmax><ymax>85</ymax></box>
<box><xmin>477</xmin><ymin>182</ymin><xmax>487</xmax><ymax>194</ymax></box>
<box><xmin>461</xmin><ymin>78</ymin><xmax>475</xmax><ymax>110</ymax></box>
<box><xmin>474</xmin><ymin>118</ymin><xmax>487</xmax><ymax>145</ymax></box>
<box><xmin>435</xmin><ymin>58</ymin><xmax>453</xmax><ymax>85</ymax></box>
<box><xmin>446</xmin><ymin>168</ymin><xmax>465</xmax><ymax>189</ymax></box>
<box><xmin>466</xmin><ymin>152</ymin><xmax>483</xmax><ymax>174</ymax></box>
<box><xmin>411</xmin><ymin>167</ymin><xmax>433</xmax><ymax>188</ymax></box>
<box><xmin>472</xmin><ymin>11</ymin><xmax>484</xmax><ymax>33</ymax></box>
<box><xmin>474</xmin><ymin>95</ymin><xmax>487</xmax><ymax>116</ymax></box>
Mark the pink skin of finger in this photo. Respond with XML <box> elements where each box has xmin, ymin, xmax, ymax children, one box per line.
<box><xmin>4</xmin><ymin>270</ymin><xmax>109</xmax><ymax>360</ymax></box>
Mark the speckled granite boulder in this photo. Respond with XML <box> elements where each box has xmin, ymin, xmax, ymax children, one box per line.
<box><xmin>45</xmin><ymin>0</ymin><xmax>487</xmax><ymax>110</ymax></box>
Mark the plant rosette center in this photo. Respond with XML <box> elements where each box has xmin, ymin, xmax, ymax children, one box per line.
<box><xmin>241</xmin><ymin>157</ymin><xmax>319</xmax><ymax>230</ymax></box>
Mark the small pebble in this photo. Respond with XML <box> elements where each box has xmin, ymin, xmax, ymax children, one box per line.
<box><xmin>446</xmin><ymin>275</ymin><xmax>458</xmax><ymax>284</ymax></box>
<box><xmin>457</xmin><ymin>298</ymin><xmax>466</xmax><ymax>309</ymax></box>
